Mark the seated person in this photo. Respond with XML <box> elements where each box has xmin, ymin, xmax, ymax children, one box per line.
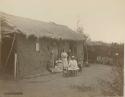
<box><xmin>68</xmin><ymin>56</ymin><xmax>79</xmax><ymax>76</ymax></box>
<box><xmin>54</xmin><ymin>58</ymin><xmax>63</xmax><ymax>72</ymax></box>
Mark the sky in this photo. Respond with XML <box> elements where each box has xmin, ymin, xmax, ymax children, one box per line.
<box><xmin>0</xmin><ymin>0</ymin><xmax>125</xmax><ymax>43</ymax></box>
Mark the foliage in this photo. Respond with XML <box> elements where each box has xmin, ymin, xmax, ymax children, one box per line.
<box><xmin>99</xmin><ymin>52</ymin><xmax>124</xmax><ymax>96</ymax></box>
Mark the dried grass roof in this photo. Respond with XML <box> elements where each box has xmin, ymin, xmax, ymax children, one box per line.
<box><xmin>0</xmin><ymin>12</ymin><xmax>85</xmax><ymax>41</ymax></box>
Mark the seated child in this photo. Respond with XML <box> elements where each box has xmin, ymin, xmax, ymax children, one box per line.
<box><xmin>55</xmin><ymin>58</ymin><xmax>63</xmax><ymax>72</ymax></box>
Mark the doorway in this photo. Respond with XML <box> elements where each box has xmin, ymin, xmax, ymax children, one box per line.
<box><xmin>69</xmin><ymin>42</ymin><xmax>77</xmax><ymax>57</ymax></box>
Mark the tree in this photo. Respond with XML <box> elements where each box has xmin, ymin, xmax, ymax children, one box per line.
<box><xmin>76</xmin><ymin>19</ymin><xmax>90</xmax><ymax>64</ymax></box>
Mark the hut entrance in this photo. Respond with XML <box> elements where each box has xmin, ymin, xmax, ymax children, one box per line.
<box><xmin>1</xmin><ymin>33</ymin><xmax>15</xmax><ymax>75</ymax></box>
<box><xmin>69</xmin><ymin>42</ymin><xmax>77</xmax><ymax>57</ymax></box>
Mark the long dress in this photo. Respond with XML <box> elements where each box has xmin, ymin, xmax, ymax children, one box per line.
<box><xmin>61</xmin><ymin>52</ymin><xmax>68</xmax><ymax>69</ymax></box>
<box><xmin>68</xmin><ymin>60</ymin><xmax>79</xmax><ymax>70</ymax></box>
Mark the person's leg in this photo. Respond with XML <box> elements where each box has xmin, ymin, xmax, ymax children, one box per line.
<box><xmin>76</xmin><ymin>69</ymin><xmax>79</xmax><ymax>76</ymax></box>
<box><xmin>70</xmin><ymin>70</ymin><xmax>72</xmax><ymax>76</ymax></box>
<box><xmin>65</xmin><ymin>68</ymin><xmax>68</xmax><ymax>77</ymax></box>
<box><xmin>79</xmin><ymin>65</ymin><xmax>81</xmax><ymax>72</ymax></box>
<box><xmin>63</xmin><ymin>70</ymin><xmax>65</xmax><ymax>76</ymax></box>
<box><xmin>80</xmin><ymin>65</ymin><xmax>82</xmax><ymax>72</ymax></box>
<box><xmin>75</xmin><ymin>70</ymin><xmax>77</xmax><ymax>76</ymax></box>
<box><xmin>74</xmin><ymin>70</ymin><xmax>76</xmax><ymax>76</ymax></box>
<box><xmin>69</xmin><ymin>70</ymin><xmax>71</xmax><ymax>76</ymax></box>
<box><xmin>73</xmin><ymin>70</ymin><xmax>75</xmax><ymax>76</ymax></box>
<box><xmin>79</xmin><ymin>64</ymin><xmax>82</xmax><ymax>72</ymax></box>
<box><xmin>63</xmin><ymin>68</ymin><xmax>66</xmax><ymax>77</ymax></box>
<box><xmin>78</xmin><ymin>64</ymin><xmax>80</xmax><ymax>72</ymax></box>
<box><xmin>71</xmin><ymin>70</ymin><xmax>73</xmax><ymax>77</ymax></box>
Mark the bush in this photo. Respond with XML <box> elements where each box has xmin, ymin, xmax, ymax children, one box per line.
<box><xmin>100</xmin><ymin>58</ymin><xmax>124</xmax><ymax>96</ymax></box>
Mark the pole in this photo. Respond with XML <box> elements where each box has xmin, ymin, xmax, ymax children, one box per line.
<box><xmin>83</xmin><ymin>41</ymin><xmax>85</xmax><ymax>62</ymax></box>
<box><xmin>86</xmin><ymin>43</ymin><xmax>88</xmax><ymax>63</ymax></box>
<box><xmin>14</xmin><ymin>53</ymin><xmax>17</xmax><ymax>79</ymax></box>
<box><xmin>0</xmin><ymin>15</ymin><xmax>2</xmax><ymax>67</ymax></box>
<box><xmin>85</xmin><ymin>42</ymin><xmax>88</xmax><ymax>65</ymax></box>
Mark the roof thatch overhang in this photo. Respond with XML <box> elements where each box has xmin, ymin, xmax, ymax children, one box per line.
<box><xmin>0</xmin><ymin>12</ymin><xmax>85</xmax><ymax>42</ymax></box>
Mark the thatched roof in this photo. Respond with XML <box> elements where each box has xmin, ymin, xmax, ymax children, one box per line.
<box><xmin>0</xmin><ymin>12</ymin><xmax>85</xmax><ymax>41</ymax></box>
<box><xmin>86</xmin><ymin>40</ymin><xmax>111</xmax><ymax>46</ymax></box>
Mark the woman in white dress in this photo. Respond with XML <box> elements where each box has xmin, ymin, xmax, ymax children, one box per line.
<box><xmin>61</xmin><ymin>50</ymin><xmax>68</xmax><ymax>76</ymax></box>
<box><xmin>68</xmin><ymin>56</ymin><xmax>79</xmax><ymax>76</ymax></box>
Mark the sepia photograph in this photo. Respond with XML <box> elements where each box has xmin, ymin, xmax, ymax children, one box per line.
<box><xmin>0</xmin><ymin>0</ymin><xmax>124</xmax><ymax>97</ymax></box>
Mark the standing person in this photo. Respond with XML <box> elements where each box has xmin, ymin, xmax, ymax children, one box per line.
<box><xmin>51</xmin><ymin>49</ymin><xmax>55</xmax><ymax>68</ymax></box>
<box><xmin>78</xmin><ymin>58</ymin><xmax>83</xmax><ymax>72</ymax></box>
<box><xmin>61</xmin><ymin>49</ymin><xmax>68</xmax><ymax>76</ymax></box>
<box><xmin>47</xmin><ymin>49</ymin><xmax>55</xmax><ymax>72</ymax></box>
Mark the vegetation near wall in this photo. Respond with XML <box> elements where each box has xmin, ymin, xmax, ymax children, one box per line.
<box><xmin>87</xmin><ymin>42</ymin><xmax>124</xmax><ymax>65</ymax></box>
<box><xmin>99</xmin><ymin>43</ymin><xmax>124</xmax><ymax>96</ymax></box>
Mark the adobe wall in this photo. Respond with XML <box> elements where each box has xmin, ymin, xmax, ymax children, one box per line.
<box><xmin>16</xmin><ymin>35</ymin><xmax>52</xmax><ymax>78</ymax></box>
<box><xmin>16</xmin><ymin>34</ymin><xmax>84</xmax><ymax>78</ymax></box>
<box><xmin>16</xmin><ymin>35</ymin><xmax>71</xmax><ymax>78</ymax></box>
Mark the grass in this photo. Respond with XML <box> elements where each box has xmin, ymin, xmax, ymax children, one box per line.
<box><xmin>70</xmin><ymin>84</ymin><xmax>94</xmax><ymax>92</ymax></box>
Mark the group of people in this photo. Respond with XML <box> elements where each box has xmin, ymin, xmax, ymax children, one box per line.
<box><xmin>50</xmin><ymin>50</ymin><xmax>82</xmax><ymax>77</ymax></box>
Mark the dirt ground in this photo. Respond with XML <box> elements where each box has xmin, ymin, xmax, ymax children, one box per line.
<box><xmin>0</xmin><ymin>64</ymin><xmax>113</xmax><ymax>97</ymax></box>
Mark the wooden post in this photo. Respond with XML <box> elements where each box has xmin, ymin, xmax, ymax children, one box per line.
<box><xmin>83</xmin><ymin>41</ymin><xmax>85</xmax><ymax>63</ymax></box>
<box><xmin>85</xmin><ymin>42</ymin><xmax>89</xmax><ymax>64</ymax></box>
<box><xmin>14</xmin><ymin>53</ymin><xmax>17</xmax><ymax>79</ymax></box>
<box><xmin>0</xmin><ymin>15</ymin><xmax>2</xmax><ymax>67</ymax></box>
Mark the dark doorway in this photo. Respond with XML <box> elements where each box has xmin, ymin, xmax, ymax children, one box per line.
<box><xmin>69</xmin><ymin>42</ymin><xmax>77</xmax><ymax>57</ymax></box>
<box><xmin>1</xmin><ymin>33</ymin><xmax>15</xmax><ymax>75</ymax></box>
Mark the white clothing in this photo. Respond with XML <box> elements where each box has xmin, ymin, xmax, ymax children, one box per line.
<box><xmin>61</xmin><ymin>52</ymin><xmax>68</xmax><ymax>58</ymax></box>
<box><xmin>61</xmin><ymin>51</ymin><xmax>68</xmax><ymax>69</ymax></box>
<box><xmin>62</xmin><ymin>58</ymin><xmax>68</xmax><ymax>68</ymax></box>
<box><xmin>68</xmin><ymin>60</ymin><xmax>79</xmax><ymax>70</ymax></box>
<box><xmin>55</xmin><ymin>60</ymin><xmax>63</xmax><ymax>72</ymax></box>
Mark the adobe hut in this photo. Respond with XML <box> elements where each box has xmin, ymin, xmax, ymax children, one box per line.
<box><xmin>0</xmin><ymin>12</ymin><xmax>85</xmax><ymax>79</ymax></box>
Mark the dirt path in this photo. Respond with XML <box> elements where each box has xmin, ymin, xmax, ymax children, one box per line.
<box><xmin>0</xmin><ymin>64</ymin><xmax>113</xmax><ymax>97</ymax></box>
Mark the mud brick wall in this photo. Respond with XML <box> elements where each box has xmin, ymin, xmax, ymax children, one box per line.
<box><xmin>16</xmin><ymin>34</ymin><xmax>71</xmax><ymax>78</ymax></box>
<box><xmin>16</xmin><ymin>35</ymin><xmax>51</xmax><ymax>78</ymax></box>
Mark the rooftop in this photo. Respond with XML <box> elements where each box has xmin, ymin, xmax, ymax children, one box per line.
<box><xmin>0</xmin><ymin>12</ymin><xmax>85</xmax><ymax>41</ymax></box>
